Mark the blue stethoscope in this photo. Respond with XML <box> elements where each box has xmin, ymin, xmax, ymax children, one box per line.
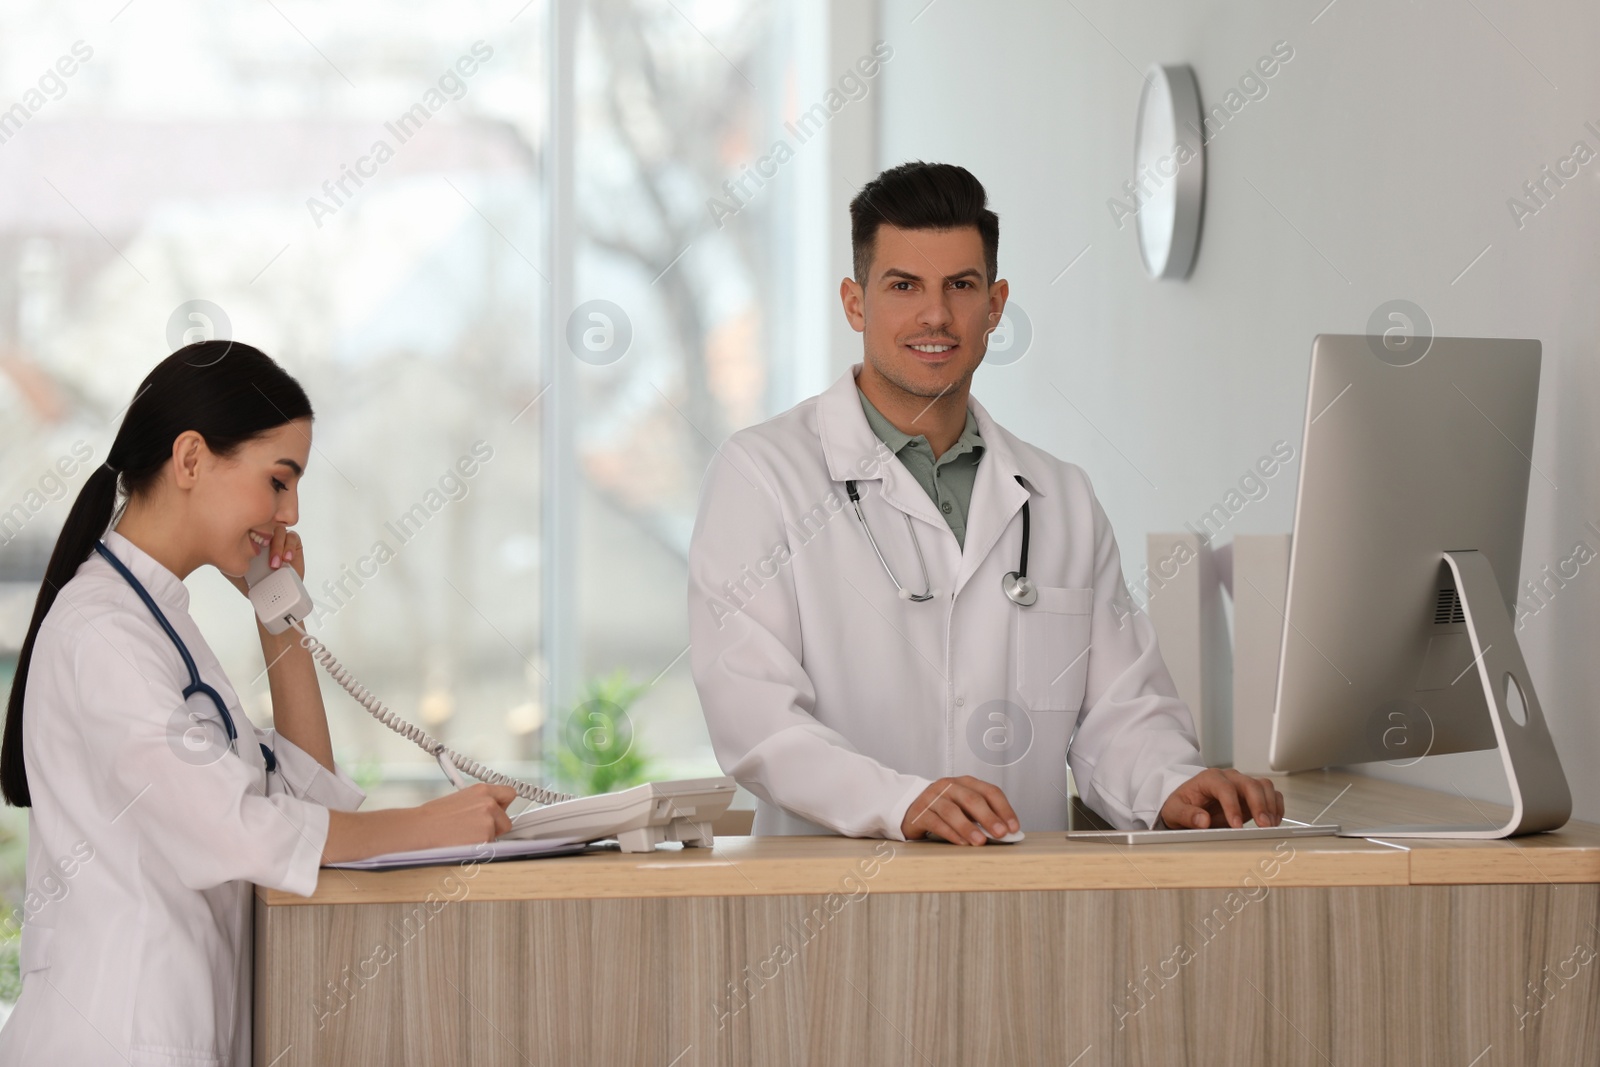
<box><xmin>93</xmin><ymin>541</ymin><xmax>277</xmax><ymax>773</ymax></box>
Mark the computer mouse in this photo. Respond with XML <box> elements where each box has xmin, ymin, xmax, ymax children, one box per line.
<box><xmin>982</xmin><ymin>826</ymin><xmax>1025</xmax><ymax>844</ymax></box>
<box><xmin>924</xmin><ymin>826</ymin><xmax>1026</xmax><ymax>845</ymax></box>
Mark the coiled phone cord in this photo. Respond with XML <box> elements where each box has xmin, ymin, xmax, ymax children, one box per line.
<box><xmin>289</xmin><ymin>620</ymin><xmax>574</xmax><ymax>807</ymax></box>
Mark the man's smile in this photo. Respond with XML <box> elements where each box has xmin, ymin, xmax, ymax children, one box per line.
<box><xmin>905</xmin><ymin>339</ymin><xmax>960</xmax><ymax>362</ymax></box>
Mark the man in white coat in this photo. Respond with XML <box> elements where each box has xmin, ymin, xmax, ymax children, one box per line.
<box><xmin>688</xmin><ymin>161</ymin><xmax>1284</xmax><ymax>845</ymax></box>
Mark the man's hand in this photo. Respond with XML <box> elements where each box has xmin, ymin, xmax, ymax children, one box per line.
<box><xmin>900</xmin><ymin>776</ymin><xmax>1019</xmax><ymax>845</ymax></box>
<box><xmin>1159</xmin><ymin>768</ymin><xmax>1285</xmax><ymax>829</ymax></box>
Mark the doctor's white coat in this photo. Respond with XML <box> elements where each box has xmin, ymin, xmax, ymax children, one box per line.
<box><xmin>688</xmin><ymin>365</ymin><xmax>1206</xmax><ymax>839</ymax></box>
<box><xmin>0</xmin><ymin>530</ymin><xmax>365</xmax><ymax>1066</ymax></box>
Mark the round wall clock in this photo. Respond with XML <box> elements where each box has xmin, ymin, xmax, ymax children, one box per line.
<box><xmin>1134</xmin><ymin>64</ymin><xmax>1205</xmax><ymax>280</ymax></box>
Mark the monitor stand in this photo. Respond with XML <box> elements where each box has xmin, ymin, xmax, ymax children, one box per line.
<box><xmin>1338</xmin><ymin>550</ymin><xmax>1572</xmax><ymax>840</ymax></box>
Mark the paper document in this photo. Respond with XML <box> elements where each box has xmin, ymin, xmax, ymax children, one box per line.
<box><xmin>324</xmin><ymin>836</ymin><xmax>593</xmax><ymax>871</ymax></box>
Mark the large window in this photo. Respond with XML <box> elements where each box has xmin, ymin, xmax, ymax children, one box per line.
<box><xmin>0</xmin><ymin>0</ymin><xmax>821</xmax><ymax>1009</ymax></box>
<box><xmin>563</xmin><ymin>0</ymin><xmax>803</xmax><ymax>783</ymax></box>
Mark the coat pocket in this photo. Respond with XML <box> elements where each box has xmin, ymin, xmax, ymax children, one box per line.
<box><xmin>129</xmin><ymin>1045</ymin><xmax>223</xmax><ymax>1067</ymax></box>
<box><xmin>1014</xmin><ymin>586</ymin><xmax>1094</xmax><ymax>711</ymax></box>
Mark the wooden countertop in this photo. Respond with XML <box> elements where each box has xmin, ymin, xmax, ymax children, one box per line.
<box><xmin>260</xmin><ymin>770</ymin><xmax>1600</xmax><ymax>907</ymax></box>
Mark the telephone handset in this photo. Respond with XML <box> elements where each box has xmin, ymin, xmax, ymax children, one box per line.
<box><xmin>243</xmin><ymin>547</ymin><xmax>315</xmax><ymax>636</ymax></box>
<box><xmin>244</xmin><ymin>548</ymin><xmax>573</xmax><ymax>807</ymax></box>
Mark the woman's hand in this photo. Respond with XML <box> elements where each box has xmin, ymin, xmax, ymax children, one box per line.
<box><xmin>223</xmin><ymin>525</ymin><xmax>304</xmax><ymax>598</ymax></box>
<box><xmin>408</xmin><ymin>784</ymin><xmax>518</xmax><ymax>850</ymax></box>
<box><xmin>323</xmin><ymin>785</ymin><xmax>520</xmax><ymax>864</ymax></box>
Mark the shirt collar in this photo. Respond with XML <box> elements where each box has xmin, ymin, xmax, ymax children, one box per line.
<box><xmin>856</xmin><ymin>387</ymin><xmax>985</xmax><ymax>465</ymax></box>
<box><xmin>98</xmin><ymin>529</ymin><xmax>193</xmax><ymax>615</ymax></box>
<box><xmin>818</xmin><ymin>364</ymin><xmax>1044</xmax><ymax>497</ymax></box>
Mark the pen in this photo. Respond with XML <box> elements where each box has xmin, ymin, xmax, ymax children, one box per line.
<box><xmin>436</xmin><ymin>750</ymin><xmax>467</xmax><ymax>791</ymax></box>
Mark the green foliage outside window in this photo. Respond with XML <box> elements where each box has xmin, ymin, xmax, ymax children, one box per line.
<box><xmin>553</xmin><ymin>669</ymin><xmax>653</xmax><ymax>796</ymax></box>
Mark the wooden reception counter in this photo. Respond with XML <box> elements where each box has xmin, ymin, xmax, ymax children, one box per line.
<box><xmin>254</xmin><ymin>771</ymin><xmax>1600</xmax><ymax>1066</ymax></box>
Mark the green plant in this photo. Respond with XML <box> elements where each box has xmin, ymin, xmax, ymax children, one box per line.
<box><xmin>0</xmin><ymin>940</ymin><xmax>18</xmax><ymax>1003</ymax></box>
<box><xmin>0</xmin><ymin>798</ymin><xmax>27</xmax><ymax>1006</ymax></box>
<box><xmin>552</xmin><ymin>669</ymin><xmax>653</xmax><ymax>796</ymax></box>
<box><xmin>349</xmin><ymin>754</ymin><xmax>386</xmax><ymax>793</ymax></box>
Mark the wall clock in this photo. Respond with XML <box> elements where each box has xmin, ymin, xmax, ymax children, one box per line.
<box><xmin>1134</xmin><ymin>64</ymin><xmax>1205</xmax><ymax>280</ymax></box>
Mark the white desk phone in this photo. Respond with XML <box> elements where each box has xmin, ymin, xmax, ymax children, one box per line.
<box><xmin>243</xmin><ymin>549</ymin><xmax>736</xmax><ymax>853</ymax></box>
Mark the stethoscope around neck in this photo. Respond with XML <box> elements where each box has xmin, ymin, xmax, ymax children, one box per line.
<box><xmin>92</xmin><ymin>541</ymin><xmax>278</xmax><ymax>773</ymax></box>
<box><xmin>843</xmin><ymin>474</ymin><xmax>1038</xmax><ymax>607</ymax></box>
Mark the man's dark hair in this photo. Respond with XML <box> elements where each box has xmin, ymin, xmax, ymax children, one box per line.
<box><xmin>849</xmin><ymin>161</ymin><xmax>999</xmax><ymax>285</ymax></box>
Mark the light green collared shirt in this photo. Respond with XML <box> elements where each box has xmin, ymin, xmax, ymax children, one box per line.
<box><xmin>857</xmin><ymin>389</ymin><xmax>986</xmax><ymax>548</ymax></box>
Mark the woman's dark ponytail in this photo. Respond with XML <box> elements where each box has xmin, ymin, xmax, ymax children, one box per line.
<box><xmin>1</xmin><ymin>341</ymin><xmax>312</xmax><ymax>807</ymax></box>
<box><xmin>0</xmin><ymin>464</ymin><xmax>122</xmax><ymax>806</ymax></box>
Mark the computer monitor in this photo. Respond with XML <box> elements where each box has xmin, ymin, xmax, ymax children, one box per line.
<box><xmin>1268</xmin><ymin>334</ymin><xmax>1570</xmax><ymax>838</ymax></box>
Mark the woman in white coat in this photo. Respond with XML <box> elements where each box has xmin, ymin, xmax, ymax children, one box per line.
<box><xmin>0</xmin><ymin>342</ymin><xmax>517</xmax><ymax>1066</ymax></box>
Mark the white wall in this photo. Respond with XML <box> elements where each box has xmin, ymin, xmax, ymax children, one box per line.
<box><xmin>874</xmin><ymin>0</ymin><xmax>1600</xmax><ymax>820</ymax></box>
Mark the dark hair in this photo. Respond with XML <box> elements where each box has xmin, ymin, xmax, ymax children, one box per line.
<box><xmin>1</xmin><ymin>341</ymin><xmax>313</xmax><ymax>807</ymax></box>
<box><xmin>849</xmin><ymin>161</ymin><xmax>1000</xmax><ymax>285</ymax></box>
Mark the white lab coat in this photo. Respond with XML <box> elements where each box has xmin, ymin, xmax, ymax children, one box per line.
<box><xmin>0</xmin><ymin>530</ymin><xmax>365</xmax><ymax>1067</ymax></box>
<box><xmin>688</xmin><ymin>365</ymin><xmax>1205</xmax><ymax>839</ymax></box>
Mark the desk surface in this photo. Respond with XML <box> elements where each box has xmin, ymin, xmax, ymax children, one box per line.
<box><xmin>260</xmin><ymin>770</ymin><xmax>1600</xmax><ymax>907</ymax></box>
